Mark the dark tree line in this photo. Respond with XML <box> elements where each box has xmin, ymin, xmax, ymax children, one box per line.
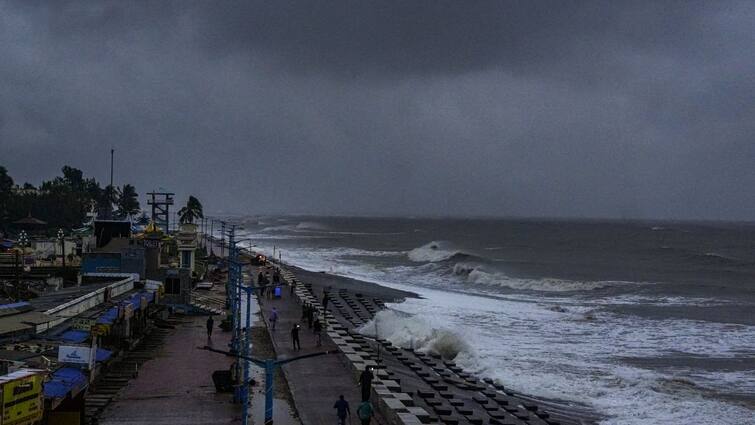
<box><xmin>0</xmin><ymin>165</ymin><xmax>141</xmax><ymax>233</ymax></box>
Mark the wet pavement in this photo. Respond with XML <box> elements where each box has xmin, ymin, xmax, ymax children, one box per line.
<box><xmin>98</xmin><ymin>311</ymin><xmax>242</xmax><ymax>425</ymax></box>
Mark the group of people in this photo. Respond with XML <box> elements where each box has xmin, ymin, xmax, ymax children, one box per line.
<box><xmin>257</xmin><ymin>267</ymin><xmax>283</xmax><ymax>300</ymax></box>
<box><xmin>333</xmin><ymin>366</ymin><xmax>376</xmax><ymax>425</ymax></box>
<box><xmin>295</xmin><ymin>301</ymin><xmax>323</xmax><ymax>347</ymax></box>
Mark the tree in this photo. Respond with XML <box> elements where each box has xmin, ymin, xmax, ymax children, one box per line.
<box><xmin>178</xmin><ymin>196</ymin><xmax>203</xmax><ymax>224</ymax></box>
<box><xmin>0</xmin><ymin>166</ymin><xmax>14</xmax><ymax>230</ymax></box>
<box><xmin>116</xmin><ymin>184</ymin><xmax>140</xmax><ymax>219</ymax></box>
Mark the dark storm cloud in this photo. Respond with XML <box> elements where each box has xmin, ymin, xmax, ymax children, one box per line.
<box><xmin>1</xmin><ymin>1</ymin><xmax>754</xmax><ymax>220</ymax></box>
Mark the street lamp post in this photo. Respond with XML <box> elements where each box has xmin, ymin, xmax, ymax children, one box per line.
<box><xmin>57</xmin><ymin>228</ymin><xmax>66</xmax><ymax>268</ymax></box>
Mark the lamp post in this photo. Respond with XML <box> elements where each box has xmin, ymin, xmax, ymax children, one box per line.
<box><xmin>202</xmin><ymin>345</ymin><xmax>333</xmax><ymax>425</ymax></box>
<box><xmin>18</xmin><ymin>231</ymin><xmax>28</xmax><ymax>255</ymax></box>
<box><xmin>57</xmin><ymin>228</ymin><xmax>66</xmax><ymax>268</ymax></box>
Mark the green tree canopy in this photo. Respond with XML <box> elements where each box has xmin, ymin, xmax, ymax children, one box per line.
<box><xmin>178</xmin><ymin>196</ymin><xmax>203</xmax><ymax>224</ymax></box>
<box><xmin>117</xmin><ymin>184</ymin><xmax>140</xmax><ymax>218</ymax></box>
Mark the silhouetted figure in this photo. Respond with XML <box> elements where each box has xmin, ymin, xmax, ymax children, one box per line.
<box><xmin>269</xmin><ymin>307</ymin><xmax>278</xmax><ymax>330</ymax></box>
<box><xmin>291</xmin><ymin>324</ymin><xmax>301</xmax><ymax>350</ymax></box>
<box><xmin>307</xmin><ymin>307</ymin><xmax>314</xmax><ymax>329</ymax></box>
<box><xmin>358</xmin><ymin>367</ymin><xmax>374</xmax><ymax>401</ymax></box>
<box><xmin>206</xmin><ymin>315</ymin><xmax>214</xmax><ymax>338</ymax></box>
<box><xmin>333</xmin><ymin>395</ymin><xmax>350</xmax><ymax>425</ymax></box>
<box><xmin>313</xmin><ymin>317</ymin><xmax>322</xmax><ymax>346</ymax></box>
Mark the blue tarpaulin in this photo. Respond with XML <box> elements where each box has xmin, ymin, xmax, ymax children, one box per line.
<box><xmin>95</xmin><ymin>348</ymin><xmax>112</xmax><ymax>362</ymax></box>
<box><xmin>125</xmin><ymin>291</ymin><xmax>154</xmax><ymax>310</ymax></box>
<box><xmin>0</xmin><ymin>301</ymin><xmax>31</xmax><ymax>311</ymax></box>
<box><xmin>59</xmin><ymin>329</ymin><xmax>89</xmax><ymax>343</ymax></box>
<box><xmin>43</xmin><ymin>367</ymin><xmax>87</xmax><ymax>398</ymax></box>
<box><xmin>96</xmin><ymin>306</ymin><xmax>119</xmax><ymax>325</ymax></box>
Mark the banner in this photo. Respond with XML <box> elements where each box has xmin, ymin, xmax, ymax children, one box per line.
<box><xmin>58</xmin><ymin>345</ymin><xmax>94</xmax><ymax>369</ymax></box>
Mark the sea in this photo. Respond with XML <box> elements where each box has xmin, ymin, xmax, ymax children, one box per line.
<box><xmin>226</xmin><ymin>216</ymin><xmax>754</xmax><ymax>424</ymax></box>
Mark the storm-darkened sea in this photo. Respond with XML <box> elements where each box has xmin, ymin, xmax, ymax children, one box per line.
<box><xmin>229</xmin><ymin>216</ymin><xmax>755</xmax><ymax>424</ymax></box>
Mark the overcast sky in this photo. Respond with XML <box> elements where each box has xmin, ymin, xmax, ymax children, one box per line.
<box><xmin>1</xmin><ymin>1</ymin><xmax>754</xmax><ymax>220</ymax></box>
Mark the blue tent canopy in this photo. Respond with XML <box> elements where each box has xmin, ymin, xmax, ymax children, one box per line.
<box><xmin>58</xmin><ymin>330</ymin><xmax>89</xmax><ymax>343</ymax></box>
<box><xmin>43</xmin><ymin>367</ymin><xmax>87</xmax><ymax>398</ymax></box>
<box><xmin>96</xmin><ymin>348</ymin><xmax>112</xmax><ymax>362</ymax></box>
<box><xmin>96</xmin><ymin>306</ymin><xmax>119</xmax><ymax>325</ymax></box>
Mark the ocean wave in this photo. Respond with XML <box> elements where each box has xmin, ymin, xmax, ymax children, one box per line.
<box><xmin>359</xmin><ymin>310</ymin><xmax>471</xmax><ymax>360</ymax></box>
<box><xmin>450</xmin><ymin>262</ymin><xmax>616</xmax><ymax>292</ymax></box>
<box><xmin>295</xmin><ymin>221</ymin><xmax>329</xmax><ymax>231</ymax></box>
<box><xmin>408</xmin><ymin>241</ymin><xmax>478</xmax><ymax>263</ymax></box>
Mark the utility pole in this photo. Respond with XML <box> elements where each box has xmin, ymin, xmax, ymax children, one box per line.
<box><xmin>110</xmin><ymin>148</ymin><xmax>114</xmax><ymax>188</ymax></box>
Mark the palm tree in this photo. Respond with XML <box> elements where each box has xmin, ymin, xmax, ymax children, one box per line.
<box><xmin>178</xmin><ymin>196</ymin><xmax>203</xmax><ymax>224</ymax></box>
<box><xmin>116</xmin><ymin>184</ymin><xmax>140</xmax><ymax>219</ymax></box>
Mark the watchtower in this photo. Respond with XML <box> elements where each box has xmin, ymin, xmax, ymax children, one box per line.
<box><xmin>147</xmin><ymin>191</ymin><xmax>174</xmax><ymax>232</ymax></box>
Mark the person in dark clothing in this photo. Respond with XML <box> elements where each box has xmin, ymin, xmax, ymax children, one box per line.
<box><xmin>322</xmin><ymin>291</ymin><xmax>329</xmax><ymax>312</ymax></box>
<box><xmin>333</xmin><ymin>395</ymin><xmax>350</xmax><ymax>425</ymax></box>
<box><xmin>257</xmin><ymin>272</ymin><xmax>265</xmax><ymax>285</ymax></box>
<box><xmin>206</xmin><ymin>315</ymin><xmax>214</xmax><ymax>338</ymax></box>
<box><xmin>307</xmin><ymin>307</ymin><xmax>315</xmax><ymax>329</ymax></box>
<box><xmin>290</xmin><ymin>324</ymin><xmax>301</xmax><ymax>350</ymax></box>
<box><xmin>313</xmin><ymin>317</ymin><xmax>322</xmax><ymax>346</ymax></box>
<box><xmin>358</xmin><ymin>367</ymin><xmax>374</xmax><ymax>401</ymax></box>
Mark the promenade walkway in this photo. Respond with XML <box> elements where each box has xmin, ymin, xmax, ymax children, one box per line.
<box><xmin>253</xmin><ymin>264</ymin><xmax>387</xmax><ymax>425</ymax></box>
<box><xmin>98</xmin><ymin>289</ymin><xmax>241</xmax><ymax>425</ymax></box>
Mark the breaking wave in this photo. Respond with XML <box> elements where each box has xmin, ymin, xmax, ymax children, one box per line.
<box><xmin>451</xmin><ymin>262</ymin><xmax>617</xmax><ymax>292</ymax></box>
<box><xmin>359</xmin><ymin>310</ymin><xmax>472</xmax><ymax>360</ymax></box>
<box><xmin>408</xmin><ymin>241</ymin><xmax>478</xmax><ymax>263</ymax></box>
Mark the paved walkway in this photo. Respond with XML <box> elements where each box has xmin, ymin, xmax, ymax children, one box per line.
<box><xmin>98</xmin><ymin>311</ymin><xmax>241</xmax><ymax>425</ymax></box>
<box><xmin>254</xmin><ymin>266</ymin><xmax>386</xmax><ymax>425</ymax></box>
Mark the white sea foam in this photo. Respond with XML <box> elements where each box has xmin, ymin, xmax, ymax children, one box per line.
<box><xmin>408</xmin><ymin>241</ymin><xmax>468</xmax><ymax>262</ymax></box>
<box><xmin>240</xmin><ymin>235</ymin><xmax>755</xmax><ymax>424</ymax></box>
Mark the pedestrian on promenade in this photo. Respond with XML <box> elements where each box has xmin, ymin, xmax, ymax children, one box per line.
<box><xmin>269</xmin><ymin>307</ymin><xmax>278</xmax><ymax>330</ymax></box>
<box><xmin>357</xmin><ymin>400</ymin><xmax>374</xmax><ymax>425</ymax></box>
<box><xmin>313</xmin><ymin>317</ymin><xmax>322</xmax><ymax>347</ymax></box>
<box><xmin>290</xmin><ymin>279</ymin><xmax>296</xmax><ymax>296</ymax></box>
<box><xmin>333</xmin><ymin>395</ymin><xmax>350</xmax><ymax>425</ymax></box>
<box><xmin>257</xmin><ymin>271</ymin><xmax>266</xmax><ymax>285</ymax></box>
<box><xmin>358</xmin><ymin>366</ymin><xmax>374</xmax><ymax>401</ymax></box>
<box><xmin>322</xmin><ymin>290</ymin><xmax>329</xmax><ymax>312</ymax></box>
<box><xmin>307</xmin><ymin>307</ymin><xmax>315</xmax><ymax>329</ymax></box>
<box><xmin>206</xmin><ymin>315</ymin><xmax>214</xmax><ymax>339</ymax></box>
<box><xmin>291</xmin><ymin>323</ymin><xmax>301</xmax><ymax>350</ymax></box>
<box><xmin>301</xmin><ymin>302</ymin><xmax>309</xmax><ymax>320</ymax></box>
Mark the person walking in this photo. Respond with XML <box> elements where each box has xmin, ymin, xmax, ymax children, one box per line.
<box><xmin>206</xmin><ymin>315</ymin><xmax>214</xmax><ymax>339</ymax></box>
<box><xmin>322</xmin><ymin>290</ymin><xmax>329</xmax><ymax>312</ymax></box>
<box><xmin>358</xmin><ymin>366</ymin><xmax>374</xmax><ymax>401</ymax></box>
<box><xmin>333</xmin><ymin>395</ymin><xmax>350</xmax><ymax>425</ymax></box>
<box><xmin>307</xmin><ymin>307</ymin><xmax>315</xmax><ymax>329</ymax></box>
<box><xmin>357</xmin><ymin>400</ymin><xmax>374</xmax><ymax>425</ymax></box>
<box><xmin>313</xmin><ymin>317</ymin><xmax>323</xmax><ymax>347</ymax></box>
<box><xmin>291</xmin><ymin>323</ymin><xmax>301</xmax><ymax>350</ymax></box>
<box><xmin>269</xmin><ymin>307</ymin><xmax>278</xmax><ymax>330</ymax></box>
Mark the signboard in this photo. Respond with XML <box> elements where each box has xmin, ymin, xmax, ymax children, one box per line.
<box><xmin>0</xmin><ymin>370</ymin><xmax>44</xmax><ymax>425</ymax></box>
<box><xmin>91</xmin><ymin>324</ymin><xmax>110</xmax><ymax>337</ymax></box>
<box><xmin>71</xmin><ymin>318</ymin><xmax>95</xmax><ymax>332</ymax></box>
<box><xmin>58</xmin><ymin>345</ymin><xmax>94</xmax><ymax>369</ymax></box>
